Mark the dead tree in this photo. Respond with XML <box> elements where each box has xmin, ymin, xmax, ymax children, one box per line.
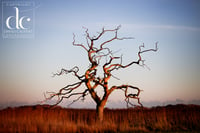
<box><xmin>44</xmin><ymin>25</ymin><xmax>158</xmax><ymax>122</ymax></box>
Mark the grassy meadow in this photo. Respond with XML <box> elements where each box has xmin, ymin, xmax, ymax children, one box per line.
<box><xmin>0</xmin><ymin>104</ymin><xmax>200</xmax><ymax>133</ymax></box>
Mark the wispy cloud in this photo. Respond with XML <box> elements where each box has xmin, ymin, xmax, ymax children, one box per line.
<box><xmin>75</xmin><ymin>23</ymin><xmax>200</xmax><ymax>33</ymax></box>
<box><xmin>123</xmin><ymin>24</ymin><xmax>200</xmax><ymax>32</ymax></box>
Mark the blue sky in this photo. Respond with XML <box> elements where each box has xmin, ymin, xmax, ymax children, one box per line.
<box><xmin>0</xmin><ymin>0</ymin><xmax>200</xmax><ymax>108</ymax></box>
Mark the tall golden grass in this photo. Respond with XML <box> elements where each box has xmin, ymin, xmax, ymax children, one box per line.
<box><xmin>0</xmin><ymin>104</ymin><xmax>199</xmax><ymax>133</ymax></box>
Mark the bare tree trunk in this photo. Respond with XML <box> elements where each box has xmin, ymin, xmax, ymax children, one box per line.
<box><xmin>96</xmin><ymin>104</ymin><xmax>104</xmax><ymax>122</ymax></box>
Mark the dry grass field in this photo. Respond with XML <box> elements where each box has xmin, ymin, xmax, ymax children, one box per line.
<box><xmin>0</xmin><ymin>104</ymin><xmax>200</xmax><ymax>133</ymax></box>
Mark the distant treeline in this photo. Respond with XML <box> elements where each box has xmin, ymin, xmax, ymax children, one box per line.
<box><xmin>0</xmin><ymin>104</ymin><xmax>200</xmax><ymax>133</ymax></box>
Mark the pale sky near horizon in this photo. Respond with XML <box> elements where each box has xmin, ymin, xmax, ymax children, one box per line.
<box><xmin>0</xmin><ymin>0</ymin><xmax>200</xmax><ymax>108</ymax></box>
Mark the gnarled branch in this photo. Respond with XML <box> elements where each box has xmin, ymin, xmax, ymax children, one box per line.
<box><xmin>53</xmin><ymin>66</ymin><xmax>85</xmax><ymax>81</ymax></box>
<box><xmin>73</xmin><ymin>33</ymin><xmax>88</xmax><ymax>51</ymax></box>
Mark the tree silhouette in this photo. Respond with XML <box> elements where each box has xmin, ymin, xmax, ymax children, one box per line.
<box><xmin>44</xmin><ymin>26</ymin><xmax>158</xmax><ymax>122</ymax></box>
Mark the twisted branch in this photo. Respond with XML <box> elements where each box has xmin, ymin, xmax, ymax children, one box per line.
<box><xmin>53</xmin><ymin>66</ymin><xmax>84</xmax><ymax>80</ymax></box>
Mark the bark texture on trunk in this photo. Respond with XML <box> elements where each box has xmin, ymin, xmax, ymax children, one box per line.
<box><xmin>96</xmin><ymin>104</ymin><xmax>105</xmax><ymax>122</ymax></box>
